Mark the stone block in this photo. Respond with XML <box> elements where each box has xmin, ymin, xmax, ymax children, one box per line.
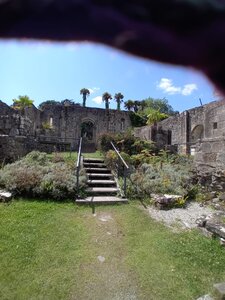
<box><xmin>198</xmin><ymin>227</ymin><xmax>214</xmax><ymax>238</ymax></box>
<box><xmin>0</xmin><ymin>190</ymin><xmax>12</xmax><ymax>202</ymax></box>
<box><xmin>196</xmin><ymin>294</ymin><xmax>214</xmax><ymax>300</ymax></box>
<box><xmin>214</xmin><ymin>282</ymin><xmax>225</xmax><ymax>300</ymax></box>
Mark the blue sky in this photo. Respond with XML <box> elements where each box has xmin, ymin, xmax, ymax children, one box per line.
<box><xmin>0</xmin><ymin>40</ymin><xmax>217</xmax><ymax>112</ymax></box>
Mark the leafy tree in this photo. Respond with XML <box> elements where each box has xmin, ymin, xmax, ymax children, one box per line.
<box><xmin>38</xmin><ymin>100</ymin><xmax>60</xmax><ymax>109</ymax></box>
<box><xmin>129</xmin><ymin>112</ymin><xmax>146</xmax><ymax>127</ymax></box>
<box><xmin>114</xmin><ymin>92</ymin><xmax>124</xmax><ymax>110</ymax></box>
<box><xmin>124</xmin><ymin>100</ymin><xmax>135</xmax><ymax>111</ymax></box>
<box><xmin>102</xmin><ymin>92</ymin><xmax>112</xmax><ymax>109</ymax></box>
<box><xmin>128</xmin><ymin>97</ymin><xmax>176</xmax><ymax>127</ymax></box>
<box><xmin>141</xmin><ymin>97</ymin><xmax>178</xmax><ymax>115</ymax></box>
<box><xmin>61</xmin><ymin>99</ymin><xmax>75</xmax><ymax>106</ymax></box>
<box><xmin>146</xmin><ymin>109</ymin><xmax>168</xmax><ymax>126</ymax></box>
<box><xmin>80</xmin><ymin>88</ymin><xmax>90</xmax><ymax>107</ymax></box>
<box><xmin>12</xmin><ymin>95</ymin><xmax>34</xmax><ymax>111</ymax></box>
<box><xmin>134</xmin><ymin>100</ymin><xmax>141</xmax><ymax>113</ymax></box>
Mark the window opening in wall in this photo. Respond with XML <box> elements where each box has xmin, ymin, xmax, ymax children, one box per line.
<box><xmin>213</xmin><ymin>122</ymin><xmax>217</xmax><ymax>129</ymax></box>
<box><xmin>121</xmin><ymin>118</ymin><xmax>125</xmax><ymax>131</ymax></box>
<box><xmin>49</xmin><ymin>117</ymin><xmax>53</xmax><ymax>127</ymax></box>
<box><xmin>190</xmin><ymin>147</ymin><xmax>196</xmax><ymax>156</ymax></box>
<box><xmin>167</xmin><ymin>130</ymin><xmax>172</xmax><ymax>145</ymax></box>
<box><xmin>81</xmin><ymin>121</ymin><xmax>94</xmax><ymax>140</ymax></box>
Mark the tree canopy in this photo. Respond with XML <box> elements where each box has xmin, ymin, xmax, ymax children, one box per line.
<box><xmin>114</xmin><ymin>92</ymin><xmax>124</xmax><ymax>110</ymax></box>
<box><xmin>38</xmin><ymin>100</ymin><xmax>61</xmax><ymax>109</ymax></box>
<box><xmin>102</xmin><ymin>92</ymin><xmax>112</xmax><ymax>109</ymax></box>
<box><xmin>12</xmin><ymin>95</ymin><xmax>34</xmax><ymax>111</ymax></box>
<box><xmin>80</xmin><ymin>88</ymin><xmax>90</xmax><ymax>107</ymax></box>
<box><xmin>125</xmin><ymin>97</ymin><xmax>177</xmax><ymax>127</ymax></box>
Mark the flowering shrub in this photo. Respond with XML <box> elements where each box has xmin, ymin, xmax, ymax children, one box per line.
<box><xmin>0</xmin><ymin>151</ymin><xmax>86</xmax><ymax>200</ymax></box>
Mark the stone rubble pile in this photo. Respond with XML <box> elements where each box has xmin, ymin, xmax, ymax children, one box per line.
<box><xmin>196</xmin><ymin>211</ymin><xmax>225</xmax><ymax>244</ymax></box>
<box><xmin>151</xmin><ymin>193</ymin><xmax>183</xmax><ymax>210</ymax></box>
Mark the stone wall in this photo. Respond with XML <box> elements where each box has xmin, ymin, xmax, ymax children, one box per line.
<box><xmin>38</xmin><ymin>103</ymin><xmax>131</xmax><ymax>150</ymax></box>
<box><xmin>0</xmin><ymin>101</ymin><xmax>131</xmax><ymax>160</ymax></box>
<box><xmin>135</xmin><ymin>99</ymin><xmax>225</xmax><ymax>160</ymax></box>
<box><xmin>134</xmin><ymin>99</ymin><xmax>225</xmax><ymax>191</ymax></box>
<box><xmin>0</xmin><ymin>135</ymin><xmax>38</xmax><ymax>163</ymax></box>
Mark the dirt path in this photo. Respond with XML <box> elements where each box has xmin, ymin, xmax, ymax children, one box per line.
<box><xmin>73</xmin><ymin>209</ymin><xmax>139</xmax><ymax>300</ymax></box>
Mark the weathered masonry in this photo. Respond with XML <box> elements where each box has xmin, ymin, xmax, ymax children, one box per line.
<box><xmin>0</xmin><ymin>101</ymin><xmax>131</xmax><ymax>162</ymax></box>
<box><xmin>135</xmin><ymin>100</ymin><xmax>225</xmax><ymax>169</ymax></box>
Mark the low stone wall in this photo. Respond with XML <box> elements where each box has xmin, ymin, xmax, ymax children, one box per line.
<box><xmin>0</xmin><ymin>135</ymin><xmax>38</xmax><ymax>163</ymax></box>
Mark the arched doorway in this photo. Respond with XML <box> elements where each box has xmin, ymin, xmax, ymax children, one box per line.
<box><xmin>80</xmin><ymin>119</ymin><xmax>96</xmax><ymax>152</ymax></box>
<box><xmin>190</xmin><ymin>124</ymin><xmax>204</xmax><ymax>156</ymax></box>
<box><xmin>81</xmin><ymin>121</ymin><xmax>94</xmax><ymax>141</ymax></box>
<box><xmin>191</xmin><ymin>124</ymin><xmax>204</xmax><ymax>143</ymax></box>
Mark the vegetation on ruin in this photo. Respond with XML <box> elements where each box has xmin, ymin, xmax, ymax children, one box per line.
<box><xmin>12</xmin><ymin>95</ymin><xmax>34</xmax><ymax>111</ymax></box>
<box><xmin>0</xmin><ymin>151</ymin><xmax>86</xmax><ymax>200</ymax></box>
<box><xmin>124</xmin><ymin>97</ymin><xmax>178</xmax><ymax>127</ymax></box>
<box><xmin>99</xmin><ymin>130</ymin><xmax>197</xmax><ymax>204</ymax></box>
<box><xmin>1</xmin><ymin>201</ymin><xmax>225</xmax><ymax>300</ymax></box>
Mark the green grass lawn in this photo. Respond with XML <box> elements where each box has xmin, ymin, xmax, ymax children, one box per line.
<box><xmin>0</xmin><ymin>200</ymin><xmax>225</xmax><ymax>300</ymax></box>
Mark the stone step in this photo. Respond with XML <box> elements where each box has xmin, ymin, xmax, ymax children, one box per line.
<box><xmin>87</xmin><ymin>187</ymin><xmax>119</xmax><ymax>195</ymax></box>
<box><xmin>87</xmin><ymin>179</ymin><xmax>116</xmax><ymax>185</ymax></box>
<box><xmin>83</xmin><ymin>163</ymin><xmax>106</xmax><ymax>168</ymax></box>
<box><xmin>87</xmin><ymin>173</ymin><xmax>114</xmax><ymax>179</ymax></box>
<box><xmin>76</xmin><ymin>196</ymin><xmax>128</xmax><ymax>203</ymax></box>
<box><xmin>83</xmin><ymin>158</ymin><xmax>104</xmax><ymax>163</ymax></box>
<box><xmin>85</xmin><ymin>167</ymin><xmax>111</xmax><ymax>173</ymax></box>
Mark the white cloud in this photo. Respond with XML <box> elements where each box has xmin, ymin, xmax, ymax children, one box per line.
<box><xmin>92</xmin><ymin>96</ymin><xmax>102</xmax><ymax>104</ymax></box>
<box><xmin>157</xmin><ymin>78</ymin><xmax>181</xmax><ymax>94</ymax></box>
<box><xmin>182</xmin><ymin>84</ymin><xmax>198</xmax><ymax>96</ymax></box>
<box><xmin>88</xmin><ymin>87</ymin><xmax>100</xmax><ymax>94</ymax></box>
<box><xmin>157</xmin><ymin>78</ymin><xmax>197</xmax><ymax>96</ymax></box>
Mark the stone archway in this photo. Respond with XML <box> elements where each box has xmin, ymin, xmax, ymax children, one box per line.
<box><xmin>81</xmin><ymin>120</ymin><xmax>94</xmax><ymax>141</ymax></box>
<box><xmin>191</xmin><ymin>124</ymin><xmax>204</xmax><ymax>143</ymax></box>
<box><xmin>80</xmin><ymin>119</ymin><xmax>96</xmax><ymax>152</ymax></box>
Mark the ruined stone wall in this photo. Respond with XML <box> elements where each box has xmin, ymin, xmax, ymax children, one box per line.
<box><xmin>133</xmin><ymin>99</ymin><xmax>225</xmax><ymax>159</ymax></box>
<box><xmin>0</xmin><ymin>101</ymin><xmax>34</xmax><ymax>136</ymax></box>
<box><xmin>24</xmin><ymin>105</ymin><xmax>41</xmax><ymax>135</ymax></box>
<box><xmin>0</xmin><ymin>101</ymin><xmax>132</xmax><ymax>160</ymax></box>
<box><xmin>0</xmin><ymin>135</ymin><xmax>38</xmax><ymax>163</ymax></box>
<box><xmin>39</xmin><ymin>104</ymin><xmax>131</xmax><ymax>148</ymax></box>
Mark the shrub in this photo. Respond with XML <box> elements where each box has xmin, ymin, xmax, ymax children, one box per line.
<box><xmin>0</xmin><ymin>151</ymin><xmax>87</xmax><ymax>200</ymax></box>
<box><xmin>127</xmin><ymin>159</ymin><xmax>194</xmax><ymax>200</ymax></box>
<box><xmin>98</xmin><ymin>132</ymin><xmax>116</xmax><ymax>152</ymax></box>
<box><xmin>98</xmin><ymin>131</ymin><xmax>156</xmax><ymax>156</ymax></box>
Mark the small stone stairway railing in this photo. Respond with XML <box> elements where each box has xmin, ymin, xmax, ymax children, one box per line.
<box><xmin>76</xmin><ymin>158</ymin><xmax>128</xmax><ymax>203</ymax></box>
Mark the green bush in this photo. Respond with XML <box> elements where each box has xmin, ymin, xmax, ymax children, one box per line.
<box><xmin>127</xmin><ymin>159</ymin><xmax>194</xmax><ymax>199</ymax></box>
<box><xmin>0</xmin><ymin>151</ymin><xmax>86</xmax><ymax>200</ymax></box>
<box><xmin>98</xmin><ymin>131</ymin><xmax>156</xmax><ymax>156</ymax></box>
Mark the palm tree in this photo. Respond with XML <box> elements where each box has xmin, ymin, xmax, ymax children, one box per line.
<box><xmin>12</xmin><ymin>95</ymin><xmax>34</xmax><ymax>113</ymax></box>
<box><xmin>102</xmin><ymin>92</ymin><xmax>112</xmax><ymax>110</ymax></box>
<box><xmin>124</xmin><ymin>100</ymin><xmax>134</xmax><ymax>111</ymax></box>
<box><xmin>146</xmin><ymin>109</ymin><xmax>168</xmax><ymax>126</ymax></box>
<box><xmin>80</xmin><ymin>88</ymin><xmax>90</xmax><ymax>107</ymax></box>
<box><xmin>114</xmin><ymin>92</ymin><xmax>124</xmax><ymax>110</ymax></box>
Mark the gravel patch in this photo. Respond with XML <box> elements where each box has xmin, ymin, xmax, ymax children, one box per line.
<box><xmin>147</xmin><ymin>202</ymin><xmax>214</xmax><ymax>230</ymax></box>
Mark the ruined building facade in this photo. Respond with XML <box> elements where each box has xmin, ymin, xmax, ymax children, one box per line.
<box><xmin>134</xmin><ymin>99</ymin><xmax>225</xmax><ymax>191</ymax></box>
<box><xmin>0</xmin><ymin>101</ymin><xmax>131</xmax><ymax>162</ymax></box>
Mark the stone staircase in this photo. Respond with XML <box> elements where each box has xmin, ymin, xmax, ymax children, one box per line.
<box><xmin>76</xmin><ymin>158</ymin><xmax>128</xmax><ymax>203</ymax></box>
